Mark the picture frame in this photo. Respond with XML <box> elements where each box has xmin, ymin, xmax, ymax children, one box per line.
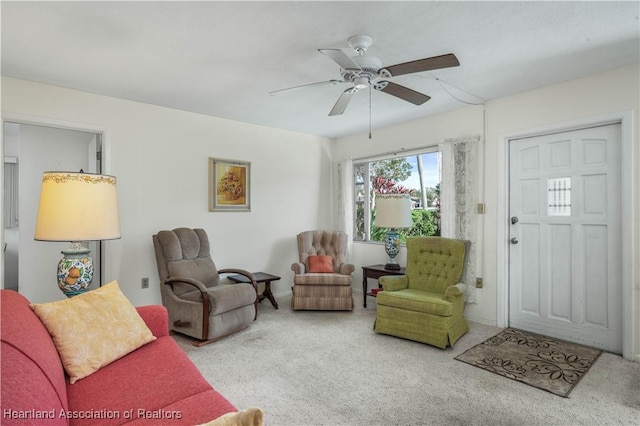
<box><xmin>209</xmin><ymin>157</ymin><xmax>251</xmax><ymax>212</ymax></box>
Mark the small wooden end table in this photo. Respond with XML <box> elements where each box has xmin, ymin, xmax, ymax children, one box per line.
<box><xmin>228</xmin><ymin>272</ymin><xmax>281</xmax><ymax>309</ymax></box>
<box><xmin>361</xmin><ymin>264</ymin><xmax>406</xmax><ymax>308</ymax></box>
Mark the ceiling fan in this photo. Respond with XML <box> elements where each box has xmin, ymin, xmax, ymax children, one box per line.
<box><xmin>270</xmin><ymin>35</ymin><xmax>460</xmax><ymax>116</ymax></box>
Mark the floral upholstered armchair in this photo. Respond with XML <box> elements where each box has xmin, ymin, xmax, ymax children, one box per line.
<box><xmin>291</xmin><ymin>230</ymin><xmax>354</xmax><ymax>311</ymax></box>
<box><xmin>374</xmin><ymin>236</ymin><xmax>469</xmax><ymax>348</ymax></box>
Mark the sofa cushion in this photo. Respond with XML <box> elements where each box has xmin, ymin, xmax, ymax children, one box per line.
<box><xmin>293</xmin><ymin>273</ymin><xmax>352</xmax><ymax>286</ymax></box>
<box><xmin>135</xmin><ymin>305</ymin><xmax>170</xmax><ymax>338</ymax></box>
<box><xmin>66</xmin><ymin>336</ymin><xmax>237</xmax><ymax>425</ymax></box>
<box><xmin>376</xmin><ymin>289</ymin><xmax>453</xmax><ymax>316</ymax></box>
<box><xmin>30</xmin><ymin>281</ymin><xmax>156</xmax><ymax>384</ymax></box>
<box><xmin>1</xmin><ymin>290</ymin><xmax>69</xmax><ymax>423</ymax></box>
<box><xmin>198</xmin><ymin>407</ymin><xmax>264</xmax><ymax>426</ymax></box>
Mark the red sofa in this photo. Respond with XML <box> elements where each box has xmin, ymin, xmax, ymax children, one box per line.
<box><xmin>1</xmin><ymin>289</ymin><xmax>237</xmax><ymax>425</ymax></box>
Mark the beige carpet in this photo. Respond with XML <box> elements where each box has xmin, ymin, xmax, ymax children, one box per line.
<box><xmin>455</xmin><ymin>328</ymin><xmax>601</xmax><ymax>398</ymax></box>
<box><xmin>173</xmin><ymin>295</ymin><xmax>640</xmax><ymax>425</ymax></box>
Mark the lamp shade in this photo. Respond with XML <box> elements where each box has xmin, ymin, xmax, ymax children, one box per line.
<box><xmin>35</xmin><ymin>172</ymin><xmax>121</xmax><ymax>242</ymax></box>
<box><xmin>375</xmin><ymin>193</ymin><xmax>413</xmax><ymax>229</ymax></box>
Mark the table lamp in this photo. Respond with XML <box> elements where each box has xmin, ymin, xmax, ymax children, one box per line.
<box><xmin>34</xmin><ymin>171</ymin><xmax>121</xmax><ymax>297</ymax></box>
<box><xmin>375</xmin><ymin>193</ymin><xmax>413</xmax><ymax>270</ymax></box>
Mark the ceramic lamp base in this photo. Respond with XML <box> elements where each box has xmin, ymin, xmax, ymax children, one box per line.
<box><xmin>384</xmin><ymin>229</ymin><xmax>402</xmax><ymax>270</ymax></box>
<box><xmin>384</xmin><ymin>261</ymin><xmax>401</xmax><ymax>271</ymax></box>
<box><xmin>57</xmin><ymin>243</ymin><xmax>94</xmax><ymax>297</ymax></box>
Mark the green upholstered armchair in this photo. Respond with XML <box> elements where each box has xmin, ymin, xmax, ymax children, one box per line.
<box><xmin>374</xmin><ymin>236</ymin><xmax>469</xmax><ymax>349</ymax></box>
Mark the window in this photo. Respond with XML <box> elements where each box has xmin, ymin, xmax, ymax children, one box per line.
<box><xmin>547</xmin><ymin>177</ymin><xmax>571</xmax><ymax>216</ymax></box>
<box><xmin>354</xmin><ymin>149</ymin><xmax>441</xmax><ymax>242</ymax></box>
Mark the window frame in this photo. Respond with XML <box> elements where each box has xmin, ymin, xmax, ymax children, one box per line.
<box><xmin>353</xmin><ymin>146</ymin><xmax>441</xmax><ymax>243</ymax></box>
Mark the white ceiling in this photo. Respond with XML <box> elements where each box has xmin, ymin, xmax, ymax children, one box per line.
<box><xmin>2</xmin><ymin>1</ymin><xmax>639</xmax><ymax>139</ymax></box>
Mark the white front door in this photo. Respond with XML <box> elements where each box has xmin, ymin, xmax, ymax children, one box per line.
<box><xmin>508</xmin><ymin>124</ymin><xmax>622</xmax><ymax>353</ymax></box>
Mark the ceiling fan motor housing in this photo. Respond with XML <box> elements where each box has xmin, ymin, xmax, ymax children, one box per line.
<box><xmin>351</xmin><ymin>54</ymin><xmax>382</xmax><ymax>71</ymax></box>
<box><xmin>342</xmin><ymin>55</ymin><xmax>383</xmax><ymax>88</ymax></box>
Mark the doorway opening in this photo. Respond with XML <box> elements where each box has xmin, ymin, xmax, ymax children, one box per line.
<box><xmin>498</xmin><ymin>112</ymin><xmax>635</xmax><ymax>360</ymax></box>
<box><xmin>508</xmin><ymin>124</ymin><xmax>622</xmax><ymax>353</ymax></box>
<box><xmin>2</xmin><ymin>121</ymin><xmax>104</xmax><ymax>302</ymax></box>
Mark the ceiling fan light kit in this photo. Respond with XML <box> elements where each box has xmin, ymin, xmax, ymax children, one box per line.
<box><xmin>272</xmin><ymin>35</ymin><xmax>460</xmax><ymax>118</ymax></box>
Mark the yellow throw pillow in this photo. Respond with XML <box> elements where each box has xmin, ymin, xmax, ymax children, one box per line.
<box><xmin>197</xmin><ymin>407</ymin><xmax>264</xmax><ymax>426</ymax></box>
<box><xmin>30</xmin><ymin>280</ymin><xmax>156</xmax><ymax>384</ymax></box>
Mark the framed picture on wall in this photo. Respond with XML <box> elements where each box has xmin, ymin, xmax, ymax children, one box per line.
<box><xmin>208</xmin><ymin>157</ymin><xmax>251</xmax><ymax>212</ymax></box>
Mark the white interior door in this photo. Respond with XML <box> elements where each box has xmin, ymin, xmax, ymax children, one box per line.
<box><xmin>508</xmin><ymin>124</ymin><xmax>622</xmax><ymax>353</ymax></box>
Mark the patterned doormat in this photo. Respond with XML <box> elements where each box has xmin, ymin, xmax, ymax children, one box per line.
<box><xmin>455</xmin><ymin>328</ymin><xmax>602</xmax><ymax>398</ymax></box>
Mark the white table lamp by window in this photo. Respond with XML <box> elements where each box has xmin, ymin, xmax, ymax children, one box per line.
<box><xmin>375</xmin><ymin>193</ymin><xmax>413</xmax><ymax>270</ymax></box>
<box><xmin>34</xmin><ymin>171</ymin><xmax>121</xmax><ymax>297</ymax></box>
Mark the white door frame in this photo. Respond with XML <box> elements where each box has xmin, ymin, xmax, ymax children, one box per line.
<box><xmin>1</xmin><ymin>112</ymin><xmax>112</xmax><ymax>290</ymax></box>
<box><xmin>497</xmin><ymin>111</ymin><xmax>635</xmax><ymax>361</ymax></box>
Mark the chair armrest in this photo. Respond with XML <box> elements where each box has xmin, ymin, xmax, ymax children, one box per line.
<box><xmin>136</xmin><ymin>305</ymin><xmax>169</xmax><ymax>337</ymax></box>
<box><xmin>339</xmin><ymin>263</ymin><xmax>355</xmax><ymax>275</ymax></box>
<box><xmin>291</xmin><ymin>262</ymin><xmax>306</xmax><ymax>274</ymax></box>
<box><xmin>444</xmin><ymin>283</ymin><xmax>467</xmax><ymax>300</ymax></box>
<box><xmin>219</xmin><ymin>268</ymin><xmax>258</xmax><ymax>292</ymax></box>
<box><xmin>220</xmin><ymin>269</ymin><xmax>258</xmax><ymax>321</ymax></box>
<box><xmin>379</xmin><ymin>275</ymin><xmax>409</xmax><ymax>291</ymax></box>
<box><xmin>165</xmin><ymin>277</ymin><xmax>213</xmax><ymax>339</ymax></box>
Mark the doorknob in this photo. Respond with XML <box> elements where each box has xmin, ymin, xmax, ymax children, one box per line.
<box><xmin>511</xmin><ymin>216</ymin><xmax>519</xmax><ymax>225</ymax></box>
<box><xmin>510</xmin><ymin>237</ymin><xmax>519</xmax><ymax>244</ymax></box>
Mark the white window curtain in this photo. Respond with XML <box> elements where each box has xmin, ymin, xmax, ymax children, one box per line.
<box><xmin>333</xmin><ymin>159</ymin><xmax>354</xmax><ymax>257</ymax></box>
<box><xmin>439</xmin><ymin>136</ymin><xmax>481</xmax><ymax>303</ymax></box>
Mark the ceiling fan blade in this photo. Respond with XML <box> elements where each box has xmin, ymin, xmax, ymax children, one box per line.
<box><xmin>374</xmin><ymin>81</ymin><xmax>430</xmax><ymax>105</ymax></box>
<box><xmin>380</xmin><ymin>53</ymin><xmax>460</xmax><ymax>77</ymax></box>
<box><xmin>319</xmin><ymin>49</ymin><xmax>362</xmax><ymax>70</ymax></box>
<box><xmin>329</xmin><ymin>88</ymin><xmax>358</xmax><ymax>116</ymax></box>
<box><xmin>269</xmin><ymin>79</ymin><xmax>344</xmax><ymax>95</ymax></box>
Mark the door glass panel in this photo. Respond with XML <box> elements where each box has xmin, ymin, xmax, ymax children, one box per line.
<box><xmin>547</xmin><ymin>177</ymin><xmax>571</xmax><ymax>216</ymax></box>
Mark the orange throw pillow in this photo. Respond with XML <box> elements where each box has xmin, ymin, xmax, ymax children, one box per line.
<box><xmin>308</xmin><ymin>255</ymin><xmax>334</xmax><ymax>273</ymax></box>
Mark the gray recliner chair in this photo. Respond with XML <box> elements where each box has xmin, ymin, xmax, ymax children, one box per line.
<box><xmin>152</xmin><ymin>228</ymin><xmax>257</xmax><ymax>345</ymax></box>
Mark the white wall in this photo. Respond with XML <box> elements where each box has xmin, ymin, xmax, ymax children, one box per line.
<box><xmin>1</xmin><ymin>77</ymin><xmax>334</xmax><ymax>306</ymax></box>
<box><xmin>334</xmin><ymin>64</ymin><xmax>639</xmax><ymax>360</ymax></box>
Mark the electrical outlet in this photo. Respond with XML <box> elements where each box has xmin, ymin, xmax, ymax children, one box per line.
<box><xmin>141</xmin><ymin>277</ymin><xmax>149</xmax><ymax>289</ymax></box>
<box><xmin>475</xmin><ymin>277</ymin><xmax>483</xmax><ymax>288</ymax></box>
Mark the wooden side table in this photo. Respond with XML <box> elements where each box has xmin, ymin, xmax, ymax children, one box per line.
<box><xmin>228</xmin><ymin>272</ymin><xmax>281</xmax><ymax>309</ymax></box>
<box><xmin>362</xmin><ymin>264</ymin><xmax>406</xmax><ymax>308</ymax></box>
